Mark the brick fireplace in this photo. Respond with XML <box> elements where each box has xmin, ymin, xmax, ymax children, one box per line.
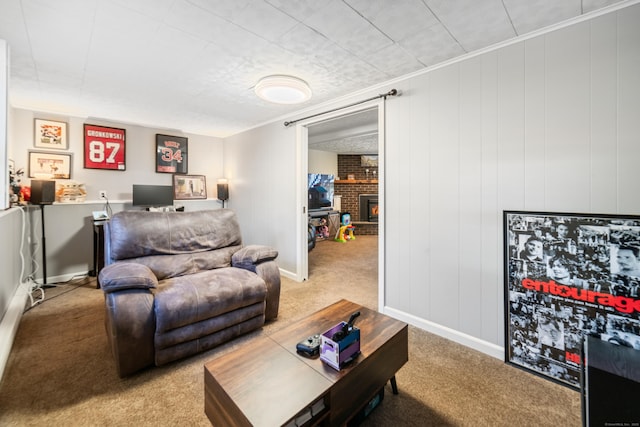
<box><xmin>334</xmin><ymin>155</ymin><xmax>378</xmax><ymax>236</ymax></box>
<box><xmin>359</xmin><ymin>194</ymin><xmax>378</xmax><ymax>222</ymax></box>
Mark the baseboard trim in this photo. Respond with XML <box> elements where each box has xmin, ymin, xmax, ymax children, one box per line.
<box><xmin>37</xmin><ymin>271</ymin><xmax>91</xmax><ymax>286</ymax></box>
<box><xmin>0</xmin><ymin>282</ymin><xmax>29</xmax><ymax>382</ymax></box>
<box><xmin>381</xmin><ymin>305</ymin><xmax>504</xmax><ymax>360</ymax></box>
<box><xmin>279</xmin><ymin>268</ymin><xmax>298</xmax><ymax>281</ymax></box>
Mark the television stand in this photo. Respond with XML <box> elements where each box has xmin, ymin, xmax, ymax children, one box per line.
<box><xmin>309</xmin><ymin>210</ymin><xmax>340</xmax><ymax>240</ymax></box>
<box><xmin>308</xmin><ymin>208</ymin><xmax>338</xmax><ymax>218</ymax></box>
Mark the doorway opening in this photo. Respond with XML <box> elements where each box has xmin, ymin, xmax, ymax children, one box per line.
<box><xmin>297</xmin><ymin>102</ymin><xmax>385</xmax><ymax>309</ymax></box>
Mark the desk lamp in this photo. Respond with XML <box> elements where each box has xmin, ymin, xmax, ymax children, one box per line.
<box><xmin>217</xmin><ymin>179</ymin><xmax>229</xmax><ymax>208</ymax></box>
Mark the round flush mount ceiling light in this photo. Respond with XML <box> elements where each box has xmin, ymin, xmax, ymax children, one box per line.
<box><xmin>254</xmin><ymin>75</ymin><xmax>312</xmax><ymax>104</ymax></box>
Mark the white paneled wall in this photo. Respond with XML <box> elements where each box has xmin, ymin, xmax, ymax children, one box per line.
<box><xmin>221</xmin><ymin>3</ymin><xmax>640</xmax><ymax>358</ymax></box>
<box><xmin>224</xmin><ymin>122</ymin><xmax>299</xmax><ymax>274</ymax></box>
<box><xmin>618</xmin><ymin>9</ymin><xmax>640</xmax><ymax>213</ymax></box>
<box><xmin>590</xmin><ymin>12</ymin><xmax>619</xmax><ymax>213</ymax></box>
<box><xmin>384</xmin><ymin>4</ymin><xmax>640</xmax><ymax>354</ymax></box>
<box><xmin>545</xmin><ymin>24</ymin><xmax>592</xmax><ymax>211</ymax></box>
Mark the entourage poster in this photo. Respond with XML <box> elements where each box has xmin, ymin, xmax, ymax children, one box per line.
<box><xmin>504</xmin><ymin>211</ymin><xmax>640</xmax><ymax>388</ymax></box>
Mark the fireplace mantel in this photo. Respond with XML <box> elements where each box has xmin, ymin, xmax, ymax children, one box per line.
<box><xmin>335</xmin><ymin>179</ymin><xmax>378</xmax><ymax>184</ymax></box>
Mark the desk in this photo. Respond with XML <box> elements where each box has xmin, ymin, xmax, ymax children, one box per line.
<box><xmin>92</xmin><ymin>220</ymin><xmax>106</xmax><ymax>288</ymax></box>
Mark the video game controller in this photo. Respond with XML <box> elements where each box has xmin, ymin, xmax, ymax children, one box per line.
<box><xmin>331</xmin><ymin>311</ymin><xmax>361</xmax><ymax>342</ymax></box>
<box><xmin>296</xmin><ymin>334</ymin><xmax>321</xmax><ymax>357</ymax></box>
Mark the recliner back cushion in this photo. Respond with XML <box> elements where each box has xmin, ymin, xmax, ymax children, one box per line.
<box><xmin>118</xmin><ymin>246</ymin><xmax>241</xmax><ymax>281</ymax></box>
<box><xmin>108</xmin><ymin>209</ymin><xmax>242</xmax><ymax>262</ymax></box>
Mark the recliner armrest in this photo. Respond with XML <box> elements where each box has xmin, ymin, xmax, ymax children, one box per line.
<box><xmin>99</xmin><ymin>262</ymin><xmax>158</xmax><ymax>293</ymax></box>
<box><xmin>232</xmin><ymin>245</ymin><xmax>280</xmax><ymax>320</ymax></box>
<box><xmin>232</xmin><ymin>245</ymin><xmax>278</xmax><ymax>273</ymax></box>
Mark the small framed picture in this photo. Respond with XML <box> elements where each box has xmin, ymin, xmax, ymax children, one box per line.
<box><xmin>84</xmin><ymin>124</ymin><xmax>126</xmax><ymax>170</ymax></box>
<box><xmin>347</xmin><ymin>174</ymin><xmax>355</xmax><ymax>180</ymax></box>
<box><xmin>361</xmin><ymin>155</ymin><xmax>378</xmax><ymax>167</ymax></box>
<box><xmin>173</xmin><ymin>174</ymin><xmax>206</xmax><ymax>200</ymax></box>
<box><xmin>34</xmin><ymin>119</ymin><xmax>68</xmax><ymax>150</ymax></box>
<box><xmin>28</xmin><ymin>151</ymin><xmax>72</xmax><ymax>179</ymax></box>
<box><xmin>156</xmin><ymin>134</ymin><xmax>188</xmax><ymax>174</ymax></box>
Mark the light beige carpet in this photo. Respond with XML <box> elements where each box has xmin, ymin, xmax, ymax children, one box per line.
<box><xmin>0</xmin><ymin>235</ymin><xmax>580</xmax><ymax>426</ymax></box>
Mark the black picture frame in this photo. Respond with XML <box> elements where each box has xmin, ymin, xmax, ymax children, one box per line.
<box><xmin>504</xmin><ymin>210</ymin><xmax>640</xmax><ymax>389</ymax></box>
<box><xmin>156</xmin><ymin>134</ymin><xmax>188</xmax><ymax>174</ymax></box>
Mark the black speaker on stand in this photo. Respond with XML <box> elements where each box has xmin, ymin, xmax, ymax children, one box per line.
<box><xmin>31</xmin><ymin>180</ymin><xmax>55</xmax><ymax>285</ymax></box>
<box><xmin>217</xmin><ymin>179</ymin><xmax>229</xmax><ymax>209</ymax></box>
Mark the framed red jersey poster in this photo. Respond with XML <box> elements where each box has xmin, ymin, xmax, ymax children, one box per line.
<box><xmin>83</xmin><ymin>124</ymin><xmax>126</xmax><ymax>170</ymax></box>
<box><xmin>156</xmin><ymin>134</ymin><xmax>188</xmax><ymax>174</ymax></box>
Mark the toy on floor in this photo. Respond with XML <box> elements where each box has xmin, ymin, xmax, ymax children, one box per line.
<box><xmin>317</xmin><ymin>217</ymin><xmax>329</xmax><ymax>239</ymax></box>
<box><xmin>335</xmin><ymin>212</ymin><xmax>355</xmax><ymax>243</ymax></box>
<box><xmin>335</xmin><ymin>224</ymin><xmax>356</xmax><ymax>243</ymax></box>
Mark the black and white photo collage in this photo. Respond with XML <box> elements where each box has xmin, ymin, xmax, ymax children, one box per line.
<box><xmin>505</xmin><ymin>212</ymin><xmax>640</xmax><ymax>388</ymax></box>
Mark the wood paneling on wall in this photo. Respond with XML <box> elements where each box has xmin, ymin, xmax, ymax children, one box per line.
<box><xmin>384</xmin><ymin>5</ymin><xmax>640</xmax><ymax>349</ymax></box>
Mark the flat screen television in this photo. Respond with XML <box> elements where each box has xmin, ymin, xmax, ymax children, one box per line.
<box><xmin>308</xmin><ymin>174</ymin><xmax>334</xmax><ymax>212</ymax></box>
<box><xmin>132</xmin><ymin>184</ymin><xmax>174</xmax><ymax>207</ymax></box>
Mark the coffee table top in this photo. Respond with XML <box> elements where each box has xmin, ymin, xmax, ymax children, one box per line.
<box><xmin>204</xmin><ymin>299</ymin><xmax>408</xmax><ymax>427</ymax></box>
<box><xmin>269</xmin><ymin>299</ymin><xmax>407</xmax><ymax>382</ymax></box>
<box><xmin>205</xmin><ymin>336</ymin><xmax>330</xmax><ymax>427</ymax></box>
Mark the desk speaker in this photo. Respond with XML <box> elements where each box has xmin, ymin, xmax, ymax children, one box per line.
<box><xmin>31</xmin><ymin>180</ymin><xmax>56</xmax><ymax>204</ymax></box>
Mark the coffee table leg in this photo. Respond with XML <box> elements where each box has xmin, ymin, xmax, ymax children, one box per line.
<box><xmin>390</xmin><ymin>376</ymin><xmax>398</xmax><ymax>395</ymax></box>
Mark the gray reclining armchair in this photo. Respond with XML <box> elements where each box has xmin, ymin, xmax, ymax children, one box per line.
<box><xmin>98</xmin><ymin>209</ymin><xmax>280</xmax><ymax>376</ymax></box>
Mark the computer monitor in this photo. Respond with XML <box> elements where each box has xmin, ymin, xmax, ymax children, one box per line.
<box><xmin>132</xmin><ymin>184</ymin><xmax>174</xmax><ymax>207</ymax></box>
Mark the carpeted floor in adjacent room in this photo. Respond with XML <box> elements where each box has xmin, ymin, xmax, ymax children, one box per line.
<box><xmin>0</xmin><ymin>235</ymin><xmax>580</xmax><ymax>426</ymax></box>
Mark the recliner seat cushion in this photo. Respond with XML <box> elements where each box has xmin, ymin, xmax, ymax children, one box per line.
<box><xmin>154</xmin><ymin>267</ymin><xmax>267</xmax><ymax>333</ymax></box>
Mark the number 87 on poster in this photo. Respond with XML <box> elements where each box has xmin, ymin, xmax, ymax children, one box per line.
<box><xmin>83</xmin><ymin>124</ymin><xmax>126</xmax><ymax>171</ymax></box>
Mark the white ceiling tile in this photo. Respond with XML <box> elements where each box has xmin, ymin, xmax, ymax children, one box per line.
<box><xmin>25</xmin><ymin>0</ymin><xmax>99</xmax><ymax>15</ymax></box>
<box><xmin>0</xmin><ymin>2</ymin><xmax>36</xmax><ymax>80</ymax></box>
<box><xmin>276</xmin><ymin>23</ymin><xmax>332</xmax><ymax>55</ymax></box>
<box><xmin>85</xmin><ymin>2</ymin><xmax>162</xmax><ymax>77</ymax></box>
<box><xmin>109</xmin><ymin>0</ymin><xmax>176</xmax><ymax>21</ymax></box>
<box><xmin>364</xmin><ymin>43</ymin><xmax>426</xmax><ymax>77</ymax></box>
<box><xmin>582</xmin><ymin>0</ymin><xmax>626</xmax><ymax>13</ymax></box>
<box><xmin>303</xmin><ymin>0</ymin><xmax>393</xmax><ymax>57</ymax></box>
<box><xmin>0</xmin><ymin>0</ymin><xmax>630</xmax><ymax>137</ymax></box>
<box><xmin>21</xmin><ymin>1</ymin><xmax>96</xmax><ymax>75</ymax></box>
<box><xmin>226</xmin><ymin>0</ymin><xmax>300</xmax><ymax>42</ymax></box>
<box><xmin>0</xmin><ymin>0</ymin><xmax>30</xmax><ymax>45</ymax></box>
<box><xmin>140</xmin><ymin>26</ymin><xmax>209</xmax><ymax>80</ymax></box>
<box><xmin>163</xmin><ymin>0</ymin><xmax>232</xmax><ymax>44</ymax></box>
<box><xmin>398</xmin><ymin>24</ymin><xmax>466</xmax><ymax>67</ymax></box>
<box><xmin>209</xmin><ymin>22</ymin><xmax>273</xmax><ymax>59</ymax></box>
<box><xmin>186</xmin><ymin>0</ymin><xmax>252</xmax><ymax>21</ymax></box>
<box><xmin>344</xmin><ymin>0</ymin><xmax>439</xmax><ymax>41</ymax></box>
<box><xmin>265</xmin><ymin>0</ymin><xmax>327</xmax><ymax>22</ymax></box>
<box><xmin>309</xmin><ymin>133</ymin><xmax>378</xmax><ymax>155</ymax></box>
<box><xmin>426</xmin><ymin>0</ymin><xmax>516</xmax><ymax>51</ymax></box>
<box><xmin>503</xmin><ymin>0</ymin><xmax>582</xmax><ymax>35</ymax></box>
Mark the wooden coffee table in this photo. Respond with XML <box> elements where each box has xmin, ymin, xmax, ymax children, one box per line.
<box><xmin>204</xmin><ymin>299</ymin><xmax>409</xmax><ymax>426</ymax></box>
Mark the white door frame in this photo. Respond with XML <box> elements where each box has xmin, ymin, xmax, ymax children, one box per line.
<box><xmin>295</xmin><ymin>100</ymin><xmax>386</xmax><ymax>310</ymax></box>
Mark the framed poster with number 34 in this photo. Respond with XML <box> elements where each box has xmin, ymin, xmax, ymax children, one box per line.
<box><xmin>83</xmin><ymin>124</ymin><xmax>126</xmax><ymax>170</ymax></box>
<box><xmin>156</xmin><ymin>134</ymin><xmax>188</xmax><ymax>174</ymax></box>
